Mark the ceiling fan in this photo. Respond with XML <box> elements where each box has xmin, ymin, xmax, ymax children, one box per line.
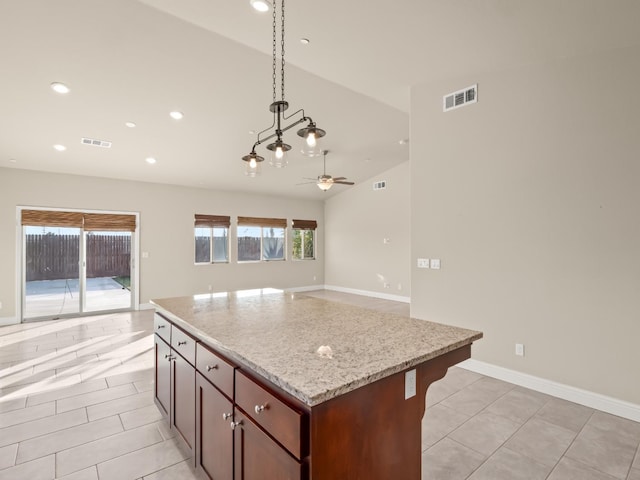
<box><xmin>299</xmin><ymin>150</ymin><xmax>355</xmax><ymax>191</ymax></box>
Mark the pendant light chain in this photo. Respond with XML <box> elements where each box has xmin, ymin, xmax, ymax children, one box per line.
<box><xmin>272</xmin><ymin>0</ymin><xmax>277</xmax><ymax>104</ymax></box>
<box><xmin>280</xmin><ymin>0</ymin><xmax>285</xmax><ymax>102</ymax></box>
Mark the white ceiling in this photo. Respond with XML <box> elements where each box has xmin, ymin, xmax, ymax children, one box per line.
<box><xmin>1</xmin><ymin>0</ymin><xmax>639</xmax><ymax>200</ymax></box>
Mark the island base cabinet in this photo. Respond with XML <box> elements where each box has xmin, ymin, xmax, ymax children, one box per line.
<box><xmin>172</xmin><ymin>352</ymin><xmax>195</xmax><ymax>453</ymax></box>
<box><xmin>154</xmin><ymin>335</ymin><xmax>171</xmax><ymax>417</ymax></box>
<box><xmin>195</xmin><ymin>373</ymin><xmax>233</xmax><ymax>480</ymax></box>
<box><xmin>233</xmin><ymin>410</ymin><xmax>305</xmax><ymax>480</ymax></box>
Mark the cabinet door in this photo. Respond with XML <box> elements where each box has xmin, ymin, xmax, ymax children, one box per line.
<box><xmin>195</xmin><ymin>373</ymin><xmax>233</xmax><ymax>480</ymax></box>
<box><xmin>154</xmin><ymin>334</ymin><xmax>171</xmax><ymax>417</ymax></box>
<box><xmin>172</xmin><ymin>352</ymin><xmax>195</xmax><ymax>452</ymax></box>
<box><xmin>233</xmin><ymin>410</ymin><xmax>304</xmax><ymax>480</ymax></box>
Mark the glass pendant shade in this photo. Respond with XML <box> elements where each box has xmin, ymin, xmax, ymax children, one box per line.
<box><xmin>297</xmin><ymin>124</ymin><xmax>326</xmax><ymax>157</ymax></box>
<box><xmin>267</xmin><ymin>140</ymin><xmax>291</xmax><ymax>168</ymax></box>
<box><xmin>317</xmin><ymin>181</ymin><xmax>332</xmax><ymax>191</ymax></box>
<box><xmin>242</xmin><ymin>151</ymin><xmax>264</xmax><ymax>177</ymax></box>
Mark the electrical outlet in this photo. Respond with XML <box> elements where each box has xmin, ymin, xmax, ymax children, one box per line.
<box><xmin>142</xmin><ymin>251</ymin><xmax>149</xmax><ymax>258</ymax></box>
<box><xmin>417</xmin><ymin>258</ymin><xmax>430</xmax><ymax>269</ymax></box>
<box><xmin>397</xmin><ymin>283</ymin><xmax>402</xmax><ymax>291</ymax></box>
<box><xmin>0</xmin><ymin>301</ymin><xmax>2</xmax><ymax>310</ymax></box>
<box><xmin>208</xmin><ymin>285</ymin><xmax>213</xmax><ymax>292</ymax></box>
<box><xmin>384</xmin><ymin>283</ymin><xmax>390</xmax><ymax>289</ymax></box>
<box><xmin>515</xmin><ymin>343</ymin><xmax>524</xmax><ymax>356</ymax></box>
<box><xmin>405</xmin><ymin>369</ymin><xmax>416</xmax><ymax>399</ymax></box>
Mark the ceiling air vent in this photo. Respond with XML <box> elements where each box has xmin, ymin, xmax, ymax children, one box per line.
<box><xmin>81</xmin><ymin>137</ymin><xmax>112</xmax><ymax>148</ymax></box>
<box><xmin>443</xmin><ymin>84</ymin><xmax>478</xmax><ymax>112</ymax></box>
<box><xmin>373</xmin><ymin>180</ymin><xmax>386</xmax><ymax>191</ymax></box>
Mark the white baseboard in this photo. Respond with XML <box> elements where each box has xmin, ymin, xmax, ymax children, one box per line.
<box><xmin>286</xmin><ymin>285</ymin><xmax>326</xmax><ymax>293</ymax></box>
<box><xmin>459</xmin><ymin>359</ymin><xmax>640</xmax><ymax>423</ymax></box>
<box><xmin>324</xmin><ymin>285</ymin><xmax>410</xmax><ymax>304</ymax></box>
<box><xmin>0</xmin><ymin>316</ymin><xmax>19</xmax><ymax>326</ymax></box>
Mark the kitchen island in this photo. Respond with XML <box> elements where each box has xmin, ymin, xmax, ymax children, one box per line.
<box><xmin>152</xmin><ymin>289</ymin><xmax>482</xmax><ymax>480</ymax></box>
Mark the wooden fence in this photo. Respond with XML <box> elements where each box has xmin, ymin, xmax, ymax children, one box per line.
<box><xmin>25</xmin><ymin>234</ymin><xmax>131</xmax><ymax>281</ymax></box>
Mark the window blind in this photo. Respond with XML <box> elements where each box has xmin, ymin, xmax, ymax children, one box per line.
<box><xmin>194</xmin><ymin>214</ymin><xmax>231</xmax><ymax>228</ymax></box>
<box><xmin>21</xmin><ymin>210</ymin><xmax>136</xmax><ymax>231</ymax></box>
<box><xmin>21</xmin><ymin>210</ymin><xmax>84</xmax><ymax>228</ymax></box>
<box><xmin>237</xmin><ymin>216</ymin><xmax>287</xmax><ymax>228</ymax></box>
<box><xmin>84</xmin><ymin>213</ymin><xmax>137</xmax><ymax>232</ymax></box>
<box><xmin>292</xmin><ymin>219</ymin><xmax>317</xmax><ymax>230</ymax></box>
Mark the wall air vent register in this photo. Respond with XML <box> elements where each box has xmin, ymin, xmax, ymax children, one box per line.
<box><xmin>443</xmin><ymin>84</ymin><xmax>478</xmax><ymax>112</ymax></box>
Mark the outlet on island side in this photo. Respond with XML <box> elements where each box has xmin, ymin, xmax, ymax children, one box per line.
<box><xmin>515</xmin><ymin>343</ymin><xmax>525</xmax><ymax>357</ymax></box>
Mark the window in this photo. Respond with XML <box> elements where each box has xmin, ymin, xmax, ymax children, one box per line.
<box><xmin>194</xmin><ymin>215</ymin><xmax>230</xmax><ymax>264</ymax></box>
<box><xmin>292</xmin><ymin>219</ymin><xmax>317</xmax><ymax>260</ymax></box>
<box><xmin>237</xmin><ymin>217</ymin><xmax>287</xmax><ymax>262</ymax></box>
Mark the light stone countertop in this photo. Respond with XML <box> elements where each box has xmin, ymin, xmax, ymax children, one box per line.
<box><xmin>151</xmin><ymin>289</ymin><xmax>482</xmax><ymax>407</ymax></box>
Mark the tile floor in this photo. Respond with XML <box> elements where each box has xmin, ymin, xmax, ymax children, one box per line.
<box><xmin>0</xmin><ymin>290</ymin><xmax>638</xmax><ymax>479</ymax></box>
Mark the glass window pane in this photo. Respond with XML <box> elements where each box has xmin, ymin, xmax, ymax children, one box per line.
<box><xmin>292</xmin><ymin>230</ymin><xmax>302</xmax><ymax>260</ymax></box>
<box><xmin>238</xmin><ymin>226</ymin><xmax>261</xmax><ymax>261</ymax></box>
<box><xmin>212</xmin><ymin>227</ymin><xmax>229</xmax><ymax>262</ymax></box>
<box><xmin>303</xmin><ymin>230</ymin><xmax>315</xmax><ymax>259</ymax></box>
<box><xmin>262</xmin><ymin>227</ymin><xmax>285</xmax><ymax>260</ymax></box>
<box><xmin>195</xmin><ymin>227</ymin><xmax>211</xmax><ymax>263</ymax></box>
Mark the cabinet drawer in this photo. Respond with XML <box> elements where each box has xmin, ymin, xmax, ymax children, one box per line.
<box><xmin>154</xmin><ymin>314</ymin><xmax>171</xmax><ymax>343</ymax></box>
<box><xmin>171</xmin><ymin>325</ymin><xmax>196</xmax><ymax>366</ymax></box>
<box><xmin>235</xmin><ymin>370</ymin><xmax>304</xmax><ymax>459</ymax></box>
<box><xmin>196</xmin><ymin>343</ymin><xmax>235</xmax><ymax>399</ymax></box>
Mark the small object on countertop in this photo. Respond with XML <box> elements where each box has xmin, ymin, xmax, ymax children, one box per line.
<box><xmin>317</xmin><ymin>345</ymin><xmax>333</xmax><ymax>359</ymax></box>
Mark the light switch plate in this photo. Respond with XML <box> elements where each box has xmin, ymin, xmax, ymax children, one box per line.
<box><xmin>417</xmin><ymin>258</ymin><xmax>430</xmax><ymax>269</ymax></box>
<box><xmin>405</xmin><ymin>369</ymin><xmax>416</xmax><ymax>399</ymax></box>
<box><xmin>430</xmin><ymin>259</ymin><xmax>441</xmax><ymax>269</ymax></box>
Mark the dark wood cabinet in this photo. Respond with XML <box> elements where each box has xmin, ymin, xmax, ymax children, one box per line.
<box><xmin>195</xmin><ymin>372</ymin><xmax>234</xmax><ymax>480</ymax></box>
<box><xmin>233</xmin><ymin>409</ymin><xmax>304</xmax><ymax>480</ymax></box>
<box><xmin>154</xmin><ymin>313</ymin><xmax>196</xmax><ymax>456</ymax></box>
<box><xmin>172</xmin><ymin>350</ymin><xmax>195</xmax><ymax>451</ymax></box>
<box><xmin>154</xmin><ymin>334</ymin><xmax>171</xmax><ymax>417</ymax></box>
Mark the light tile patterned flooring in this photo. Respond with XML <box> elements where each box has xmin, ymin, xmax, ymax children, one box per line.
<box><xmin>0</xmin><ymin>290</ymin><xmax>638</xmax><ymax>479</ymax></box>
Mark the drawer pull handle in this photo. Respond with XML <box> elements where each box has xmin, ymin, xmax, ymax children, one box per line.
<box><xmin>157</xmin><ymin>325</ymin><xmax>165</xmax><ymax>329</ymax></box>
<box><xmin>206</xmin><ymin>364</ymin><xmax>218</xmax><ymax>372</ymax></box>
<box><xmin>230</xmin><ymin>420</ymin><xmax>243</xmax><ymax>430</ymax></box>
<box><xmin>164</xmin><ymin>354</ymin><xmax>171</xmax><ymax>359</ymax></box>
<box><xmin>167</xmin><ymin>355</ymin><xmax>175</xmax><ymax>361</ymax></box>
<box><xmin>177</xmin><ymin>341</ymin><xmax>187</xmax><ymax>346</ymax></box>
<box><xmin>254</xmin><ymin>404</ymin><xmax>267</xmax><ymax>415</ymax></box>
<box><xmin>222</xmin><ymin>413</ymin><xmax>232</xmax><ymax>420</ymax></box>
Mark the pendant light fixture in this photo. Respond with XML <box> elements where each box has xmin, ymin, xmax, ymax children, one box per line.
<box><xmin>242</xmin><ymin>0</ymin><xmax>326</xmax><ymax>176</ymax></box>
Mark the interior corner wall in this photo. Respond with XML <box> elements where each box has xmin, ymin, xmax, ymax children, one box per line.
<box><xmin>324</xmin><ymin>161</ymin><xmax>411</xmax><ymax>298</ymax></box>
<box><xmin>410</xmin><ymin>45</ymin><xmax>640</xmax><ymax>404</ymax></box>
<box><xmin>0</xmin><ymin>168</ymin><xmax>324</xmax><ymax>320</ymax></box>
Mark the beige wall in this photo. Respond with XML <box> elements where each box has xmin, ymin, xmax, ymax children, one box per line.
<box><xmin>325</xmin><ymin>161</ymin><xmax>411</xmax><ymax>298</ymax></box>
<box><xmin>410</xmin><ymin>45</ymin><xmax>640</xmax><ymax>404</ymax></box>
<box><xmin>0</xmin><ymin>168</ymin><xmax>324</xmax><ymax>320</ymax></box>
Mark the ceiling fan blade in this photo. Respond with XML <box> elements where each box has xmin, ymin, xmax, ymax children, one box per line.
<box><xmin>333</xmin><ymin>181</ymin><xmax>355</xmax><ymax>185</ymax></box>
<box><xmin>332</xmin><ymin>177</ymin><xmax>346</xmax><ymax>181</ymax></box>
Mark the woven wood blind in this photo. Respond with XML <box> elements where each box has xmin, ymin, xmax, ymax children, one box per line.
<box><xmin>237</xmin><ymin>216</ymin><xmax>287</xmax><ymax>228</ymax></box>
<box><xmin>194</xmin><ymin>214</ymin><xmax>231</xmax><ymax>228</ymax></box>
<box><xmin>84</xmin><ymin>213</ymin><xmax>136</xmax><ymax>232</ymax></box>
<box><xmin>292</xmin><ymin>219</ymin><xmax>317</xmax><ymax>230</ymax></box>
<box><xmin>21</xmin><ymin>210</ymin><xmax>83</xmax><ymax>228</ymax></box>
<box><xmin>21</xmin><ymin>210</ymin><xmax>136</xmax><ymax>231</ymax></box>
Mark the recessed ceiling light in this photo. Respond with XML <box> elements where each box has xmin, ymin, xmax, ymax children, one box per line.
<box><xmin>50</xmin><ymin>82</ymin><xmax>70</xmax><ymax>94</ymax></box>
<box><xmin>9</xmin><ymin>158</ymin><xmax>17</xmax><ymax>163</ymax></box>
<box><xmin>125</xmin><ymin>122</ymin><xmax>137</xmax><ymax>128</ymax></box>
<box><xmin>300</xmin><ymin>38</ymin><xmax>310</xmax><ymax>45</ymax></box>
<box><xmin>53</xmin><ymin>144</ymin><xmax>67</xmax><ymax>151</ymax></box>
<box><xmin>250</xmin><ymin>0</ymin><xmax>270</xmax><ymax>12</ymax></box>
<box><xmin>398</xmin><ymin>138</ymin><xmax>410</xmax><ymax>145</ymax></box>
<box><xmin>169</xmin><ymin>111</ymin><xmax>184</xmax><ymax>120</ymax></box>
<box><xmin>248</xmin><ymin>130</ymin><xmax>256</xmax><ymax>135</ymax></box>
<box><xmin>145</xmin><ymin>157</ymin><xmax>157</xmax><ymax>164</ymax></box>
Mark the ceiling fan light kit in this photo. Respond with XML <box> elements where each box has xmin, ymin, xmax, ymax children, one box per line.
<box><xmin>242</xmin><ymin>0</ymin><xmax>326</xmax><ymax>176</ymax></box>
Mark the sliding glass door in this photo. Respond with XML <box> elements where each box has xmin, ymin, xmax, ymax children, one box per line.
<box><xmin>24</xmin><ymin>226</ymin><xmax>81</xmax><ymax>318</ymax></box>
<box><xmin>84</xmin><ymin>230</ymin><xmax>132</xmax><ymax>312</ymax></box>
<box><xmin>21</xmin><ymin>209</ymin><xmax>136</xmax><ymax>321</ymax></box>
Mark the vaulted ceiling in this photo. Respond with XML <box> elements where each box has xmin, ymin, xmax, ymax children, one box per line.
<box><xmin>1</xmin><ymin>0</ymin><xmax>638</xmax><ymax>199</ymax></box>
